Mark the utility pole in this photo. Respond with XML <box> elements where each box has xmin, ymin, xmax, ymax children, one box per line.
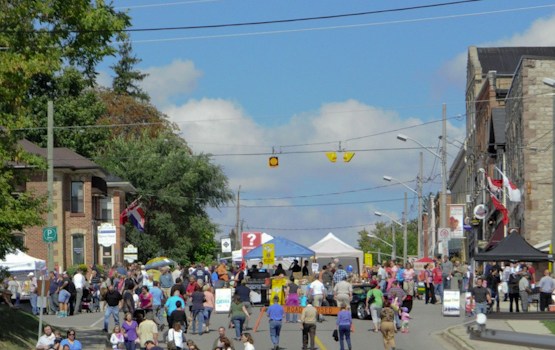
<box><xmin>418</xmin><ymin>152</ymin><xmax>423</xmax><ymax>258</ymax></box>
<box><xmin>403</xmin><ymin>191</ymin><xmax>408</xmax><ymax>264</ymax></box>
<box><xmin>391</xmin><ymin>221</ymin><xmax>396</xmax><ymax>261</ymax></box>
<box><xmin>441</xmin><ymin>103</ymin><xmax>448</xmax><ymax>258</ymax></box>
<box><xmin>47</xmin><ymin>101</ymin><xmax>54</xmax><ymax>271</ymax></box>
<box><xmin>235</xmin><ymin>186</ymin><xmax>241</xmax><ymax>250</ymax></box>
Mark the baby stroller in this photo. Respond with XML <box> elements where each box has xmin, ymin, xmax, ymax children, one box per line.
<box><xmin>402</xmin><ymin>295</ymin><xmax>413</xmax><ymax>313</ymax></box>
<box><xmin>81</xmin><ymin>287</ymin><xmax>93</xmax><ymax>313</ymax></box>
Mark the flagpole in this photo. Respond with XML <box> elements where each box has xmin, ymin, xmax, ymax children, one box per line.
<box><xmin>502</xmin><ymin>153</ymin><xmax>507</xmax><ymax>237</ymax></box>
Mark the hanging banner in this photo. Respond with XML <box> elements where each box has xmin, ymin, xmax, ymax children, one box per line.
<box><xmin>263</xmin><ymin>244</ymin><xmax>275</xmax><ymax>265</ymax></box>
<box><xmin>449</xmin><ymin>205</ymin><xmax>464</xmax><ymax>239</ymax></box>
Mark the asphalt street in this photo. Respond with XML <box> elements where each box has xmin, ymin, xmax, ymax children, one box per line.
<box><xmin>37</xmin><ymin>296</ymin><xmax>469</xmax><ymax>350</ymax></box>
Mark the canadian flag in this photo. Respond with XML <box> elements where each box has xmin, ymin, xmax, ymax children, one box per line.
<box><xmin>485</xmin><ymin>173</ymin><xmax>502</xmax><ymax>194</ymax></box>
<box><xmin>495</xmin><ymin>166</ymin><xmax>522</xmax><ymax>202</ymax></box>
<box><xmin>490</xmin><ymin>194</ymin><xmax>509</xmax><ymax>226</ymax></box>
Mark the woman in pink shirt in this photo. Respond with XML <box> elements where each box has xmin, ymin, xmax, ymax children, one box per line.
<box><xmin>202</xmin><ymin>284</ymin><xmax>215</xmax><ymax>333</ymax></box>
<box><xmin>139</xmin><ymin>286</ymin><xmax>153</xmax><ymax>314</ymax></box>
<box><xmin>403</xmin><ymin>263</ymin><xmax>415</xmax><ymax>296</ymax></box>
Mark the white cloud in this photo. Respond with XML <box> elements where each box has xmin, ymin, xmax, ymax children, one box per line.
<box><xmin>164</xmin><ymin>98</ymin><xmax>465</xmax><ymax>246</ymax></box>
<box><xmin>96</xmin><ymin>70</ymin><xmax>112</xmax><ymax>88</ymax></box>
<box><xmin>141</xmin><ymin>59</ymin><xmax>203</xmax><ymax>107</ymax></box>
<box><xmin>435</xmin><ymin>14</ymin><xmax>555</xmax><ymax>92</ymax></box>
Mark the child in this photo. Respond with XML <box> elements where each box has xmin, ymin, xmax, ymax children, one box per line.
<box><xmin>53</xmin><ymin>330</ymin><xmax>63</xmax><ymax>348</ymax></box>
<box><xmin>299</xmin><ymin>289</ymin><xmax>307</xmax><ymax>307</ymax></box>
<box><xmin>110</xmin><ymin>325</ymin><xmax>125</xmax><ymax>349</ymax></box>
<box><xmin>400</xmin><ymin>307</ymin><xmax>410</xmax><ymax>333</ymax></box>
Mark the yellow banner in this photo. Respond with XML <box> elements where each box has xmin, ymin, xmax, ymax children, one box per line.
<box><xmin>263</xmin><ymin>243</ymin><xmax>275</xmax><ymax>265</ymax></box>
<box><xmin>270</xmin><ymin>277</ymin><xmax>287</xmax><ymax>305</ymax></box>
<box><xmin>364</xmin><ymin>253</ymin><xmax>373</xmax><ymax>267</ymax></box>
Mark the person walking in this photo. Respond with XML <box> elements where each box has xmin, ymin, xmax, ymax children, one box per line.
<box><xmin>442</xmin><ymin>256</ymin><xmax>453</xmax><ymax>290</ymax></box>
<box><xmin>366</xmin><ymin>282</ymin><xmax>383</xmax><ymax>333</ymax></box>
<box><xmin>160</xmin><ymin>267</ymin><xmax>174</xmax><ymax>300</ymax></box>
<box><xmin>433</xmin><ymin>262</ymin><xmax>444</xmax><ymax>303</ymax></box>
<box><xmin>335</xmin><ymin>305</ymin><xmax>352</xmax><ymax>350</ymax></box>
<box><xmin>73</xmin><ymin>269</ymin><xmax>85</xmax><ymax>314</ymax></box>
<box><xmin>103</xmin><ymin>284</ymin><xmax>123</xmax><ymax>333</ymax></box>
<box><xmin>191</xmin><ymin>284</ymin><xmax>205</xmax><ymax>335</ymax></box>
<box><xmin>150</xmin><ymin>281</ymin><xmax>165</xmax><ymax>331</ymax></box>
<box><xmin>241</xmin><ymin>332</ymin><xmax>255</xmax><ymax>350</ymax></box>
<box><xmin>122</xmin><ymin>313</ymin><xmax>139</xmax><ymax>350</ymax></box>
<box><xmin>402</xmin><ymin>263</ymin><xmax>415</xmax><ymax>296</ymax></box>
<box><xmin>380</xmin><ymin>300</ymin><xmax>396</xmax><ymax>350</ymax></box>
<box><xmin>507</xmin><ymin>272</ymin><xmax>520</xmax><ymax>313</ymax></box>
<box><xmin>48</xmin><ymin>271</ymin><xmax>60</xmax><ymax>315</ymax></box>
<box><xmin>451</xmin><ymin>261</ymin><xmax>464</xmax><ymax>292</ymax></box>
<box><xmin>212</xmin><ymin>327</ymin><xmax>235</xmax><ymax>350</ymax></box>
<box><xmin>300</xmin><ymin>300</ymin><xmax>318</xmax><ymax>350</ymax></box>
<box><xmin>519</xmin><ymin>272</ymin><xmax>532</xmax><ymax>312</ymax></box>
<box><xmin>266</xmin><ymin>295</ymin><xmax>285</xmax><ymax>350</ymax></box>
<box><xmin>471</xmin><ymin>277</ymin><xmax>491</xmax><ymax>315</ymax></box>
<box><xmin>424</xmin><ymin>264</ymin><xmax>436</xmax><ymax>304</ymax></box>
<box><xmin>307</xmin><ymin>274</ymin><xmax>326</xmax><ymax>322</ymax></box>
<box><xmin>138</xmin><ymin>313</ymin><xmax>159</xmax><ymax>349</ymax></box>
<box><xmin>333</xmin><ymin>275</ymin><xmax>353</xmax><ymax>310</ymax></box>
<box><xmin>538</xmin><ymin>269</ymin><xmax>555</xmax><ymax>311</ymax></box>
<box><xmin>203</xmin><ymin>284</ymin><xmax>215</xmax><ymax>333</ymax></box>
<box><xmin>167</xmin><ymin>322</ymin><xmax>185</xmax><ymax>350</ymax></box>
<box><xmin>7</xmin><ymin>275</ymin><xmax>21</xmax><ymax>309</ymax></box>
<box><xmin>486</xmin><ymin>266</ymin><xmax>501</xmax><ymax>312</ymax></box>
<box><xmin>285</xmin><ymin>276</ymin><xmax>300</xmax><ymax>323</ymax></box>
<box><xmin>234</xmin><ymin>279</ymin><xmax>253</xmax><ymax>329</ymax></box>
<box><xmin>229</xmin><ymin>294</ymin><xmax>250</xmax><ymax>341</ymax></box>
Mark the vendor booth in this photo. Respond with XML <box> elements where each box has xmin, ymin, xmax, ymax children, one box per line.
<box><xmin>309</xmin><ymin>233</ymin><xmax>364</xmax><ymax>273</ymax></box>
<box><xmin>0</xmin><ymin>250</ymin><xmax>47</xmax><ymax>299</ymax></box>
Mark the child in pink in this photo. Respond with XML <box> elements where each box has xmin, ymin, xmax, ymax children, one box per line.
<box><xmin>400</xmin><ymin>307</ymin><xmax>410</xmax><ymax>333</ymax></box>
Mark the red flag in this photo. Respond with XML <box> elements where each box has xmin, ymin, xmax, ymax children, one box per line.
<box><xmin>490</xmin><ymin>194</ymin><xmax>509</xmax><ymax>226</ymax></box>
<box><xmin>486</xmin><ymin>173</ymin><xmax>502</xmax><ymax>194</ymax></box>
<box><xmin>495</xmin><ymin>166</ymin><xmax>521</xmax><ymax>202</ymax></box>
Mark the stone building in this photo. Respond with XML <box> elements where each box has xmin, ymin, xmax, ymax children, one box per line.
<box><xmin>13</xmin><ymin>139</ymin><xmax>135</xmax><ymax>271</ymax></box>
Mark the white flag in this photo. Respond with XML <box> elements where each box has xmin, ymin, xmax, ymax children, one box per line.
<box><xmin>495</xmin><ymin>166</ymin><xmax>521</xmax><ymax>202</ymax></box>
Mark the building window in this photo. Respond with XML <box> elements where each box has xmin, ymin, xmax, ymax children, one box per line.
<box><xmin>100</xmin><ymin>197</ymin><xmax>113</xmax><ymax>223</ymax></box>
<box><xmin>71</xmin><ymin>182</ymin><xmax>84</xmax><ymax>213</ymax></box>
<box><xmin>72</xmin><ymin>235</ymin><xmax>85</xmax><ymax>265</ymax></box>
<box><xmin>13</xmin><ymin>233</ymin><xmax>25</xmax><ymax>246</ymax></box>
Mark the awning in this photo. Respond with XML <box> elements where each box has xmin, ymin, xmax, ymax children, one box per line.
<box><xmin>485</xmin><ymin>223</ymin><xmax>504</xmax><ymax>251</ymax></box>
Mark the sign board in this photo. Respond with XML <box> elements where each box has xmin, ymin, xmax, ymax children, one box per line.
<box><xmin>98</xmin><ymin>223</ymin><xmax>117</xmax><ymax>247</ymax></box>
<box><xmin>262</xmin><ymin>243</ymin><xmax>275</xmax><ymax>265</ymax></box>
<box><xmin>473</xmin><ymin>204</ymin><xmax>487</xmax><ymax>220</ymax></box>
<box><xmin>123</xmin><ymin>244</ymin><xmax>138</xmax><ymax>263</ymax></box>
<box><xmin>215</xmin><ymin>288</ymin><xmax>232</xmax><ymax>313</ymax></box>
<box><xmin>442</xmin><ymin>290</ymin><xmax>461</xmax><ymax>316</ymax></box>
<box><xmin>449</xmin><ymin>205</ymin><xmax>464</xmax><ymax>238</ymax></box>
<box><xmin>221</xmin><ymin>238</ymin><xmax>232</xmax><ymax>253</ymax></box>
<box><xmin>364</xmin><ymin>253</ymin><xmax>373</xmax><ymax>267</ymax></box>
<box><xmin>270</xmin><ymin>277</ymin><xmax>287</xmax><ymax>305</ymax></box>
<box><xmin>311</xmin><ymin>263</ymin><xmax>319</xmax><ymax>274</ymax></box>
<box><xmin>124</xmin><ymin>254</ymin><xmax>138</xmax><ymax>263</ymax></box>
<box><xmin>438</xmin><ymin>228</ymin><xmax>450</xmax><ymax>241</ymax></box>
<box><xmin>413</xmin><ymin>261</ymin><xmax>434</xmax><ymax>271</ymax></box>
<box><xmin>242</xmin><ymin>232</ymin><xmax>262</xmax><ymax>257</ymax></box>
<box><xmin>283</xmin><ymin>305</ymin><xmax>341</xmax><ymax>315</ymax></box>
<box><xmin>43</xmin><ymin>227</ymin><xmax>57</xmax><ymax>242</ymax></box>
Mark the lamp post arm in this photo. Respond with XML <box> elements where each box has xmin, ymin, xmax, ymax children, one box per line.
<box><xmin>407</xmin><ymin>137</ymin><xmax>442</xmax><ymax>160</ymax></box>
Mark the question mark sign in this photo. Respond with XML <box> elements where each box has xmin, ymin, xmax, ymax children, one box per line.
<box><xmin>247</xmin><ymin>233</ymin><xmax>256</xmax><ymax>246</ymax></box>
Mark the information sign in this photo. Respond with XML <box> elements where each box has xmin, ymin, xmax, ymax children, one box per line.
<box><xmin>442</xmin><ymin>290</ymin><xmax>461</xmax><ymax>316</ymax></box>
<box><xmin>262</xmin><ymin>243</ymin><xmax>275</xmax><ymax>265</ymax></box>
<box><xmin>98</xmin><ymin>223</ymin><xmax>117</xmax><ymax>247</ymax></box>
<box><xmin>43</xmin><ymin>227</ymin><xmax>57</xmax><ymax>242</ymax></box>
<box><xmin>215</xmin><ymin>288</ymin><xmax>232</xmax><ymax>313</ymax></box>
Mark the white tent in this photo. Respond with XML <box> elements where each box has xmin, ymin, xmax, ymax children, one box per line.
<box><xmin>309</xmin><ymin>233</ymin><xmax>364</xmax><ymax>272</ymax></box>
<box><xmin>0</xmin><ymin>249</ymin><xmax>47</xmax><ymax>273</ymax></box>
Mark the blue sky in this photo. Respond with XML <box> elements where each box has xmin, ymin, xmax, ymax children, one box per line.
<box><xmin>98</xmin><ymin>0</ymin><xmax>555</xmax><ymax>250</ymax></box>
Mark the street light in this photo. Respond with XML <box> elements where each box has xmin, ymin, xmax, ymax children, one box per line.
<box><xmin>384</xmin><ymin>175</ymin><xmax>419</xmax><ymax>264</ymax></box>
<box><xmin>543</xmin><ymin>77</ymin><xmax>555</xmax><ymax>272</ymax></box>
<box><xmin>367</xmin><ymin>233</ymin><xmax>394</xmax><ymax>248</ymax></box>
<box><xmin>397</xmin><ymin>106</ymin><xmax>447</xmax><ymax>260</ymax></box>
<box><xmin>374</xmin><ymin>211</ymin><xmax>400</xmax><ymax>261</ymax></box>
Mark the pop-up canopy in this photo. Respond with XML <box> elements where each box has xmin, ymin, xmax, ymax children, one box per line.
<box><xmin>309</xmin><ymin>233</ymin><xmax>363</xmax><ymax>271</ymax></box>
<box><xmin>474</xmin><ymin>230</ymin><xmax>554</xmax><ymax>262</ymax></box>
<box><xmin>243</xmin><ymin>236</ymin><xmax>315</xmax><ymax>259</ymax></box>
<box><xmin>0</xmin><ymin>249</ymin><xmax>47</xmax><ymax>273</ymax></box>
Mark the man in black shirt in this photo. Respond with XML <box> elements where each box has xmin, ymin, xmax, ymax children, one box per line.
<box><xmin>170</xmin><ymin>278</ymin><xmax>187</xmax><ymax>297</ymax></box>
<box><xmin>289</xmin><ymin>260</ymin><xmax>302</xmax><ymax>273</ymax></box>
<box><xmin>103</xmin><ymin>284</ymin><xmax>123</xmax><ymax>332</ymax></box>
<box><xmin>471</xmin><ymin>278</ymin><xmax>491</xmax><ymax>315</ymax></box>
<box><xmin>302</xmin><ymin>261</ymin><xmax>310</xmax><ymax>276</ymax></box>
<box><xmin>61</xmin><ymin>271</ymin><xmax>77</xmax><ymax>316</ymax></box>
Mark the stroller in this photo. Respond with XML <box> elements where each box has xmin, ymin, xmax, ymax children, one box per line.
<box><xmin>402</xmin><ymin>295</ymin><xmax>413</xmax><ymax>313</ymax></box>
<box><xmin>81</xmin><ymin>286</ymin><xmax>100</xmax><ymax>313</ymax></box>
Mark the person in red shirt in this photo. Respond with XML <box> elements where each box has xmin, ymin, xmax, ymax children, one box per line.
<box><xmin>433</xmin><ymin>263</ymin><xmax>444</xmax><ymax>303</ymax></box>
<box><xmin>526</xmin><ymin>263</ymin><xmax>536</xmax><ymax>284</ymax></box>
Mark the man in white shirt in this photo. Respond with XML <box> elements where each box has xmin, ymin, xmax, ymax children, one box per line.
<box><xmin>140</xmin><ymin>265</ymin><xmax>149</xmax><ymax>286</ymax></box>
<box><xmin>307</xmin><ymin>274</ymin><xmax>326</xmax><ymax>322</ymax></box>
<box><xmin>377</xmin><ymin>263</ymin><xmax>387</xmax><ymax>291</ymax></box>
<box><xmin>28</xmin><ymin>272</ymin><xmax>39</xmax><ymax>315</ymax></box>
<box><xmin>72</xmin><ymin>269</ymin><xmax>85</xmax><ymax>313</ymax></box>
<box><xmin>36</xmin><ymin>325</ymin><xmax>55</xmax><ymax>350</ymax></box>
<box><xmin>172</xmin><ymin>265</ymin><xmax>182</xmax><ymax>284</ymax></box>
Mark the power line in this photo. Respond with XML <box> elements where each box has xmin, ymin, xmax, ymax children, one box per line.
<box><xmin>125</xmin><ymin>4</ymin><xmax>555</xmax><ymax>43</ymax></box>
<box><xmin>6</xmin><ymin>1</ymin><xmax>484</xmax><ymax>35</ymax></box>
<box><xmin>215</xmin><ymin>222</ymin><xmax>376</xmax><ymax>231</ymax></box>
<box><xmin>115</xmin><ymin>0</ymin><xmax>226</xmax><ymax>10</ymax></box>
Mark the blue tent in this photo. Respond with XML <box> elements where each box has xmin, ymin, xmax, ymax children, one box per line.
<box><xmin>243</xmin><ymin>236</ymin><xmax>315</xmax><ymax>259</ymax></box>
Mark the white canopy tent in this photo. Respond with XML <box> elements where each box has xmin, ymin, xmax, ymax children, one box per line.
<box><xmin>309</xmin><ymin>233</ymin><xmax>364</xmax><ymax>273</ymax></box>
<box><xmin>0</xmin><ymin>249</ymin><xmax>47</xmax><ymax>273</ymax></box>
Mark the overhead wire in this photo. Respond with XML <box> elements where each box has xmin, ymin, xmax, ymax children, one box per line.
<box><xmin>7</xmin><ymin>0</ymin><xmax>485</xmax><ymax>35</ymax></box>
<box><xmin>115</xmin><ymin>0</ymin><xmax>226</xmax><ymax>9</ymax></box>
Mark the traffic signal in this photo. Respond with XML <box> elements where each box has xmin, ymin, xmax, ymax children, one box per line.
<box><xmin>343</xmin><ymin>152</ymin><xmax>355</xmax><ymax>162</ymax></box>
<box><xmin>269</xmin><ymin>156</ymin><xmax>279</xmax><ymax>168</ymax></box>
<box><xmin>326</xmin><ymin>152</ymin><xmax>337</xmax><ymax>162</ymax></box>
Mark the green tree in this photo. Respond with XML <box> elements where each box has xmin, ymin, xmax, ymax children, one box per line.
<box><xmin>110</xmin><ymin>40</ymin><xmax>150</xmax><ymax>101</ymax></box>
<box><xmin>357</xmin><ymin>219</ymin><xmax>418</xmax><ymax>264</ymax></box>
<box><xmin>20</xmin><ymin>67</ymin><xmax>110</xmax><ymax>158</ymax></box>
<box><xmin>0</xmin><ymin>1</ymin><xmax>130</xmax><ymax>259</ymax></box>
<box><xmin>97</xmin><ymin>131</ymin><xmax>234</xmax><ymax>265</ymax></box>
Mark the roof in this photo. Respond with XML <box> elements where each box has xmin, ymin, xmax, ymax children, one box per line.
<box><xmin>16</xmin><ymin>139</ymin><xmax>108</xmax><ymax>175</ymax></box>
<box><xmin>243</xmin><ymin>236</ymin><xmax>315</xmax><ymax>259</ymax></box>
<box><xmin>474</xmin><ymin>230</ymin><xmax>553</xmax><ymax>262</ymax></box>
<box><xmin>476</xmin><ymin>47</ymin><xmax>555</xmax><ymax>75</ymax></box>
<box><xmin>309</xmin><ymin>232</ymin><xmax>363</xmax><ymax>259</ymax></box>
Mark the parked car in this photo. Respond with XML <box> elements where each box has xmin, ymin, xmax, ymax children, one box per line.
<box><xmin>326</xmin><ymin>284</ymin><xmax>373</xmax><ymax>320</ymax></box>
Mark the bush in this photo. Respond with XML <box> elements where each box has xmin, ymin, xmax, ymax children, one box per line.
<box><xmin>65</xmin><ymin>264</ymin><xmax>88</xmax><ymax>277</ymax></box>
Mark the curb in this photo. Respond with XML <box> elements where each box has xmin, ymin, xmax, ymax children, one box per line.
<box><xmin>437</xmin><ymin>326</ymin><xmax>474</xmax><ymax>350</ymax></box>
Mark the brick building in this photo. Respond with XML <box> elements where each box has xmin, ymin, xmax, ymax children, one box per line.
<box><xmin>14</xmin><ymin>140</ymin><xmax>135</xmax><ymax>271</ymax></box>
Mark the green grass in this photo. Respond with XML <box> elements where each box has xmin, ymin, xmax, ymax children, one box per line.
<box><xmin>541</xmin><ymin>320</ymin><xmax>555</xmax><ymax>335</ymax></box>
<box><xmin>0</xmin><ymin>305</ymin><xmax>62</xmax><ymax>350</ymax></box>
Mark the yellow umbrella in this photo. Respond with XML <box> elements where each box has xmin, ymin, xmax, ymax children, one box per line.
<box><xmin>145</xmin><ymin>256</ymin><xmax>176</xmax><ymax>270</ymax></box>
<box><xmin>147</xmin><ymin>269</ymin><xmax>161</xmax><ymax>282</ymax></box>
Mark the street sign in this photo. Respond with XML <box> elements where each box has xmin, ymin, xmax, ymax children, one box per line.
<box><xmin>221</xmin><ymin>238</ymin><xmax>232</xmax><ymax>253</ymax></box>
<box><xmin>262</xmin><ymin>243</ymin><xmax>275</xmax><ymax>265</ymax></box>
<box><xmin>438</xmin><ymin>227</ymin><xmax>451</xmax><ymax>241</ymax></box>
<box><xmin>43</xmin><ymin>227</ymin><xmax>57</xmax><ymax>242</ymax></box>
